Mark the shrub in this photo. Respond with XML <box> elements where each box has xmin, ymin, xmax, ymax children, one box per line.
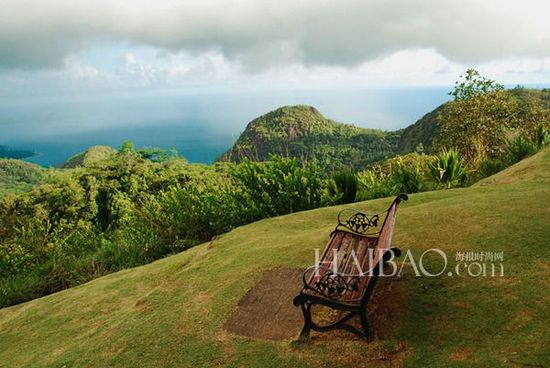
<box><xmin>429</xmin><ymin>148</ymin><xmax>470</xmax><ymax>188</ymax></box>
<box><xmin>230</xmin><ymin>155</ymin><xmax>324</xmax><ymax>219</ymax></box>
<box><xmin>0</xmin><ymin>151</ymin><xmax>331</xmax><ymax>308</ymax></box>
<box><xmin>473</xmin><ymin>125</ymin><xmax>548</xmax><ymax>180</ymax></box>
<box><xmin>391</xmin><ymin>159</ymin><xmax>427</xmax><ymax>194</ymax></box>
<box><xmin>479</xmin><ymin>158</ymin><xmax>507</xmax><ymax>177</ymax></box>
<box><xmin>506</xmin><ymin>131</ymin><xmax>538</xmax><ymax>164</ymax></box>
<box><xmin>366</xmin><ymin>152</ymin><xmax>435</xmax><ymax>175</ymax></box>
<box><xmin>326</xmin><ymin>170</ymin><xmax>359</xmax><ymax>204</ymax></box>
<box><xmin>356</xmin><ymin>169</ymin><xmax>393</xmax><ymax>201</ymax></box>
<box><xmin>534</xmin><ymin>124</ymin><xmax>550</xmax><ymax>148</ymax></box>
<box><xmin>138</xmin><ymin>179</ymin><xmax>240</xmax><ymax>246</ymax></box>
<box><xmin>357</xmin><ymin>158</ymin><xmax>429</xmax><ymax>200</ymax></box>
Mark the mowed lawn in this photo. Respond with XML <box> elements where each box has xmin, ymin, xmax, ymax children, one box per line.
<box><xmin>1</xmin><ymin>150</ymin><xmax>549</xmax><ymax>367</ymax></box>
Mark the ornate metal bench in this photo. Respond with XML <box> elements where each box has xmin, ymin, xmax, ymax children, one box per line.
<box><xmin>293</xmin><ymin>194</ymin><xmax>408</xmax><ymax>341</ymax></box>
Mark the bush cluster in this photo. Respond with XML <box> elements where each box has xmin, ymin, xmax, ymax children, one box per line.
<box><xmin>0</xmin><ymin>152</ymin><xmax>327</xmax><ymax>307</ymax></box>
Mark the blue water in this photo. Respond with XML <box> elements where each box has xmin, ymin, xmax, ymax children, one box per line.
<box><xmin>0</xmin><ymin>87</ymin><xmax>452</xmax><ymax>167</ymax></box>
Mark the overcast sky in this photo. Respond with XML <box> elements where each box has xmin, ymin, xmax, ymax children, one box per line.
<box><xmin>1</xmin><ymin>0</ymin><xmax>550</xmax><ymax>96</ymax></box>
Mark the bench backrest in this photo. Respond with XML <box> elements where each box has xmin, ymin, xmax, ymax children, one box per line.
<box><xmin>306</xmin><ymin>194</ymin><xmax>407</xmax><ymax>304</ymax></box>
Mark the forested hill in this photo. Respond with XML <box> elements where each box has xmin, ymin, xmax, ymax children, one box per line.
<box><xmin>59</xmin><ymin>145</ymin><xmax>117</xmax><ymax>168</ymax></box>
<box><xmin>397</xmin><ymin>104</ymin><xmax>445</xmax><ymax>154</ymax></box>
<box><xmin>0</xmin><ymin>158</ymin><xmax>46</xmax><ymax>197</ymax></box>
<box><xmin>216</xmin><ymin>105</ymin><xmax>401</xmax><ymax>173</ymax></box>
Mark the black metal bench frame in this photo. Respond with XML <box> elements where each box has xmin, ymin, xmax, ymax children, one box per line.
<box><xmin>293</xmin><ymin>194</ymin><xmax>408</xmax><ymax>341</ymax></box>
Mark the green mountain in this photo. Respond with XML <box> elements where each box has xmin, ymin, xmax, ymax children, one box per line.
<box><xmin>1</xmin><ymin>148</ymin><xmax>548</xmax><ymax>367</ymax></box>
<box><xmin>59</xmin><ymin>145</ymin><xmax>117</xmax><ymax>168</ymax></box>
<box><xmin>217</xmin><ymin>105</ymin><xmax>401</xmax><ymax>173</ymax></box>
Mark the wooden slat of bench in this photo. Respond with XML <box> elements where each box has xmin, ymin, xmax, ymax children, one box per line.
<box><xmin>334</xmin><ymin>233</ymin><xmax>354</xmax><ymax>273</ymax></box>
<box><xmin>350</xmin><ymin>237</ymin><xmax>371</xmax><ymax>276</ymax></box>
<box><xmin>308</xmin><ymin>231</ymin><xmax>345</xmax><ymax>286</ymax></box>
<box><xmin>339</xmin><ymin>235</ymin><xmax>359</xmax><ymax>275</ymax></box>
<box><xmin>344</xmin><ymin>236</ymin><xmax>378</xmax><ymax>302</ymax></box>
<box><xmin>337</xmin><ymin>235</ymin><xmax>361</xmax><ymax>303</ymax></box>
<box><xmin>320</xmin><ymin>231</ymin><xmax>345</xmax><ymax>261</ymax></box>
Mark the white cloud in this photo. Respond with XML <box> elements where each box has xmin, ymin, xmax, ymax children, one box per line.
<box><xmin>125</xmin><ymin>53</ymin><xmax>137</xmax><ymax>66</ymax></box>
<box><xmin>64</xmin><ymin>58</ymin><xmax>99</xmax><ymax>79</ymax></box>
<box><xmin>358</xmin><ymin>49</ymin><xmax>456</xmax><ymax>77</ymax></box>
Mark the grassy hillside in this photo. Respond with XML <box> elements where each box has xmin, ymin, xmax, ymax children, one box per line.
<box><xmin>217</xmin><ymin>105</ymin><xmax>400</xmax><ymax>173</ymax></box>
<box><xmin>59</xmin><ymin>145</ymin><xmax>117</xmax><ymax>168</ymax></box>
<box><xmin>1</xmin><ymin>149</ymin><xmax>549</xmax><ymax>367</ymax></box>
<box><xmin>0</xmin><ymin>158</ymin><xmax>46</xmax><ymax>198</ymax></box>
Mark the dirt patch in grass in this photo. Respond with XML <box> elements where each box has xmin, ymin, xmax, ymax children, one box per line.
<box><xmin>449</xmin><ymin>347</ymin><xmax>473</xmax><ymax>361</ymax></box>
<box><xmin>224</xmin><ymin>268</ymin><xmax>407</xmax><ymax>342</ymax></box>
<box><xmin>452</xmin><ymin>300</ymin><xmax>474</xmax><ymax>310</ymax></box>
<box><xmin>223</xmin><ymin>268</ymin><xmax>304</xmax><ymax>341</ymax></box>
<box><xmin>369</xmin><ymin>277</ymin><xmax>408</xmax><ymax>339</ymax></box>
<box><xmin>133</xmin><ymin>299</ymin><xmax>151</xmax><ymax>310</ymax></box>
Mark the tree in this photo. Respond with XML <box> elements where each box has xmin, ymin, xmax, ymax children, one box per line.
<box><xmin>433</xmin><ymin>69</ymin><xmax>518</xmax><ymax>165</ymax></box>
<box><xmin>118</xmin><ymin>139</ymin><xmax>135</xmax><ymax>153</ymax></box>
<box><xmin>513</xmin><ymin>92</ymin><xmax>550</xmax><ymax>142</ymax></box>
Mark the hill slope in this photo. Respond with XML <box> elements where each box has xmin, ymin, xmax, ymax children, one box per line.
<box><xmin>0</xmin><ymin>158</ymin><xmax>46</xmax><ymax>197</ymax></box>
<box><xmin>59</xmin><ymin>145</ymin><xmax>116</xmax><ymax>168</ymax></box>
<box><xmin>217</xmin><ymin>105</ymin><xmax>400</xmax><ymax>173</ymax></box>
<box><xmin>0</xmin><ymin>150</ymin><xmax>549</xmax><ymax>367</ymax></box>
<box><xmin>397</xmin><ymin>104</ymin><xmax>445</xmax><ymax>154</ymax></box>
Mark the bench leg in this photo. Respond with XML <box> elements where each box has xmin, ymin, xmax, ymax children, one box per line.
<box><xmin>299</xmin><ymin>303</ymin><xmax>312</xmax><ymax>339</ymax></box>
<box><xmin>360</xmin><ymin>309</ymin><xmax>374</xmax><ymax>343</ymax></box>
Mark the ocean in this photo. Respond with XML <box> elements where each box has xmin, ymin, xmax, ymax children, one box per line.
<box><xmin>0</xmin><ymin>87</ymin><xmax>452</xmax><ymax>167</ymax></box>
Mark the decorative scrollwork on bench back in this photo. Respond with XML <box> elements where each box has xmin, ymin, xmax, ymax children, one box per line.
<box><xmin>311</xmin><ymin>270</ymin><xmax>360</xmax><ymax>300</ymax></box>
<box><xmin>337</xmin><ymin>208</ymin><xmax>382</xmax><ymax>236</ymax></box>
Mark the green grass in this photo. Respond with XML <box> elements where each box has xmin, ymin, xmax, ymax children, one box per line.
<box><xmin>1</xmin><ymin>150</ymin><xmax>550</xmax><ymax>367</ymax></box>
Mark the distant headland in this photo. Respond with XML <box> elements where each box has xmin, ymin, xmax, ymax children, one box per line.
<box><xmin>0</xmin><ymin>145</ymin><xmax>35</xmax><ymax>160</ymax></box>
